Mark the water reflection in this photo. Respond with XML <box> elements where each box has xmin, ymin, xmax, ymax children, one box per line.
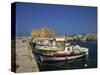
<box><xmin>38</xmin><ymin>55</ymin><xmax>89</xmax><ymax>71</ymax></box>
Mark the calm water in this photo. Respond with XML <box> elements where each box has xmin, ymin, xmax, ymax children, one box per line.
<box><xmin>33</xmin><ymin>40</ymin><xmax>97</xmax><ymax>71</ymax></box>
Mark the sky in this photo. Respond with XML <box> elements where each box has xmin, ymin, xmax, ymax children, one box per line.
<box><xmin>15</xmin><ymin>2</ymin><xmax>97</xmax><ymax>36</ymax></box>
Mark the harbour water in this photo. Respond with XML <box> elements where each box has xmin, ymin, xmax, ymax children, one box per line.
<box><xmin>32</xmin><ymin>40</ymin><xmax>97</xmax><ymax>71</ymax></box>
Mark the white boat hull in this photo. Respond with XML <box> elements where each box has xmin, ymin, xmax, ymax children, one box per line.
<box><xmin>39</xmin><ymin>53</ymin><xmax>86</xmax><ymax>61</ymax></box>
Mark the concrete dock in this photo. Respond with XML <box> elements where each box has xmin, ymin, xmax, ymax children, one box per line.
<box><xmin>16</xmin><ymin>37</ymin><xmax>39</xmax><ymax>73</ymax></box>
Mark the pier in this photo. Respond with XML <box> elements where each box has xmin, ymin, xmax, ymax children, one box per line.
<box><xmin>16</xmin><ymin>37</ymin><xmax>39</xmax><ymax>73</ymax></box>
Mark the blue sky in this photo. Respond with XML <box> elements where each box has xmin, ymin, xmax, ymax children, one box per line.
<box><xmin>16</xmin><ymin>2</ymin><xmax>97</xmax><ymax>36</ymax></box>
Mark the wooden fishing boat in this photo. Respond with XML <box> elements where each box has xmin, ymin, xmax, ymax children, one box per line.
<box><xmin>37</xmin><ymin>45</ymin><xmax>88</xmax><ymax>61</ymax></box>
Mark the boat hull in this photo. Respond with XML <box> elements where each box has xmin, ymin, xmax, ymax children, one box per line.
<box><xmin>39</xmin><ymin>53</ymin><xmax>86</xmax><ymax>61</ymax></box>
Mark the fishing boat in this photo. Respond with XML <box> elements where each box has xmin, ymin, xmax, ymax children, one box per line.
<box><xmin>37</xmin><ymin>44</ymin><xmax>89</xmax><ymax>61</ymax></box>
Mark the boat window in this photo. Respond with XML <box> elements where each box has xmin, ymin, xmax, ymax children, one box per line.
<box><xmin>68</xmin><ymin>48</ymin><xmax>70</xmax><ymax>51</ymax></box>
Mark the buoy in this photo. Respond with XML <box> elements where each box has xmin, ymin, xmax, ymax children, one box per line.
<box><xmin>84</xmin><ymin>64</ymin><xmax>88</xmax><ymax>67</ymax></box>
